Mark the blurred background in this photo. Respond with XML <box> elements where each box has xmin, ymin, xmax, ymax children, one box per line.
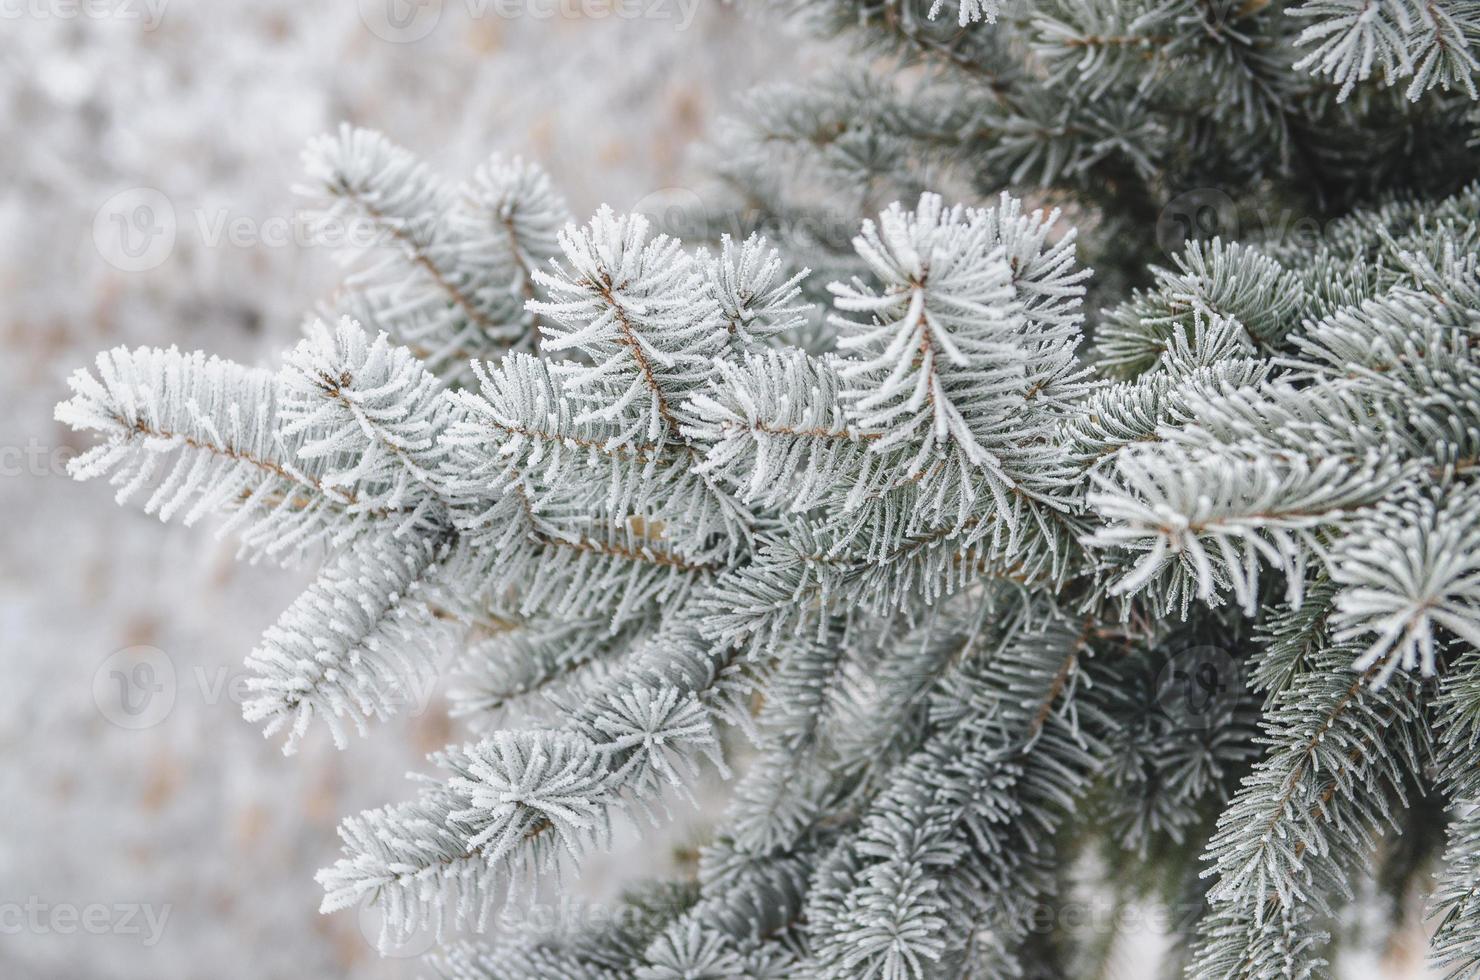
<box><xmin>0</xmin><ymin>4</ymin><xmax>824</xmax><ymax>977</ymax></box>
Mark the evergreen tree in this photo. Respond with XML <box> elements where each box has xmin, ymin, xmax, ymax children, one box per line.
<box><xmin>55</xmin><ymin>3</ymin><xmax>1480</xmax><ymax>976</ymax></box>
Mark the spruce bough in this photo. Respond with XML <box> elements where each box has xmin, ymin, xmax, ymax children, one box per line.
<box><xmin>56</xmin><ymin>2</ymin><xmax>1480</xmax><ymax>976</ymax></box>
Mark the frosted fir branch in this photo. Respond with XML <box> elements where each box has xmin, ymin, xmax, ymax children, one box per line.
<box><xmin>971</xmin><ymin>191</ymin><xmax>1091</xmax><ymax>352</ymax></box>
<box><xmin>433</xmin><ymin>878</ymin><xmax>706</xmax><ymax>979</ymax></box>
<box><xmin>1428</xmin><ymin>802</ymin><xmax>1480</xmax><ymax>977</ymax></box>
<box><xmin>1291</xmin><ymin>0</ymin><xmax>1480</xmax><ymax>100</ymax></box>
<box><xmin>1268</xmin><ymin>212</ymin><xmax>1480</xmax><ymax>330</ymax></box>
<box><xmin>54</xmin><ymin>344</ymin><xmax>409</xmax><ymax>562</ymax></box>
<box><xmin>1097</xmin><ymin>240</ymin><xmax>1310</xmax><ymax>379</ymax></box>
<box><xmin>1085</xmin><ymin>446</ymin><xmax>1397</xmax><ymax>614</ymax></box>
<box><xmin>299</xmin><ymin>126</ymin><xmax>449</xmax><ymax>256</ymax></box>
<box><xmin>930</xmin><ymin>0</ymin><xmax>1006</xmax><ymax>27</ymax></box>
<box><xmin>690</xmin><ymin>513</ymin><xmax>1064</xmax><ymax>661</ymax></box>
<box><xmin>300</xmin><ymin>126</ymin><xmax>565</xmax><ymax>373</ymax></box>
<box><xmin>688</xmin><ymin>343</ymin><xmax>1086</xmax><ymax>548</ymax></box>
<box><xmin>456</xmin><ymin>153</ymin><xmax>572</xmax><ymax>317</ymax></box>
<box><xmin>1157</xmin><ymin>313</ymin><xmax>1257</xmax><ymax>377</ymax></box>
<box><xmin>639</xmin><ymin>913</ymin><xmax>801</xmax><ymax>979</ymax></box>
<box><xmin>1192</xmin><ymin>649</ymin><xmax>1430</xmax><ymax>976</ymax></box>
<box><xmin>443</xmin><ymin>353</ymin><xmax>754</xmax><ymax>562</ymax></box>
<box><xmin>1149</xmin><ymin>375</ymin><xmax>1391</xmax><ymax>468</ymax></box>
<box><xmin>803</xmin><ymin>612</ymin><xmax>1110</xmax><ymax>977</ymax></box>
<box><xmin>320</xmin><ymin>626</ymin><xmax>736</xmax><ymax>947</ymax></box>
<box><xmin>1430</xmin><ymin>649</ymin><xmax>1480</xmax><ymax>975</ymax></box>
<box><xmin>1030</xmin><ymin>0</ymin><xmax>1180</xmax><ymax>96</ymax></box>
<box><xmin>1061</xmin><ymin>356</ymin><xmax>1275</xmax><ymax>471</ymax></box>
<box><xmin>687</xmin><ymin>823</ymin><xmax>829</xmax><ymax>945</ymax></box>
<box><xmin>441</xmin><ymin>487</ymin><xmax>720</xmax><ymax>628</ymax></box>
<box><xmin>317</xmin><ymin>742</ymin><xmax>554</xmax><ymax>946</ymax></box>
<box><xmin>1276</xmin><ymin>264</ymin><xmax>1480</xmax><ymax>473</ymax></box>
<box><xmin>699</xmin><ymin>233</ymin><xmax>813</xmax><ymax>348</ymax></box>
<box><xmin>317</xmin><ymin>734</ymin><xmax>619</xmax><ymax>949</ymax></box>
<box><xmin>1403</xmin><ymin>20</ymin><xmax>1479</xmax><ymax>104</ymax></box>
<box><xmin>1291</xmin><ymin>0</ymin><xmax>1419</xmax><ymax>98</ymax></box>
<box><xmin>1287</xmin><ymin>275</ymin><xmax>1480</xmax><ymax>390</ymax></box>
<box><xmin>450</xmin><ymin>732</ymin><xmax>620</xmax><ymax>865</ymax></box>
<box><xmin>55</xmin><ymin>166</ymin><xmax>1480</xmax><ymax>975</ymax></box>
<box><xmin>447</xmin><ymin>614</ymin><xmax>649</xmax><ymax>727</ymax></box>
<box><xmin>279</xmin><ymin>318</ymin><xmax>452</xmax><ymax>512</ymax></box>
<box><xmin>828</xmin><ymin>600</ymin><xmax>1014</xmax><ymax>790</ymax></box>
<box><xmin>1329</xmin><ymin>492</ymin><xmax>1480</xmax><ymax>684</ymax></box>
<box><xmin>1436</xmin><ymin>648</ymin><xmax>1480</xmax><ymax>789</ymax></box>
<box><xmin>1191</xmin><ymin>903</ymin><xmax>1330</xmax><ymax>980</ymax></box>
<box><xmin>831</xmin><ymin>192</ymin><xmax>1025</xmax><ymax>479</ymax></box>
<box><xmin>438</xmin><ymin>372</ymin><xmax>736</xmax><ymax>617</ymax></box>
<box><xmin>530</xmin><ymin>207</ymin><xmax>728</xmax><ymax>445</ymax></box>
<box><xmin>735</xmin><ymin>192</ymin><xmax>1095</xmax><ymax>538</ymax></box>
<box><xmin>1253</xmin><ymin>579</ymin><xmax>1342</xmax><ymax>702</ymax></box>
<box><xmin>300</xmin><ymin>126</ymin><xmax>497</xmax><ymax>364</ymax></box>
<box><xmin>722</xmin><ymin>748</ymin><xmax>835</xmax><ymax>857</ymax></box>
<box><xmin>242</xmin><ymin>530</ymin><xmax>460</xmax><ymax>753</ymax></box>
<box><xmin>685</xmin><ymin>348</ymin><xmax>884</xmax><ymax>513</ymax></box>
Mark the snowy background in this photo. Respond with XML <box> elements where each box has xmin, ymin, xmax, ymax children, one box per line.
<box><xmin>0</xmin><ymin>4</ymin><xmax>817</xmax><ymax>978</ymax></box>
<box><xmin>0</xmin><ymin>4</ymin><xmax>1440</xmax><ymax>979</ymax></box>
